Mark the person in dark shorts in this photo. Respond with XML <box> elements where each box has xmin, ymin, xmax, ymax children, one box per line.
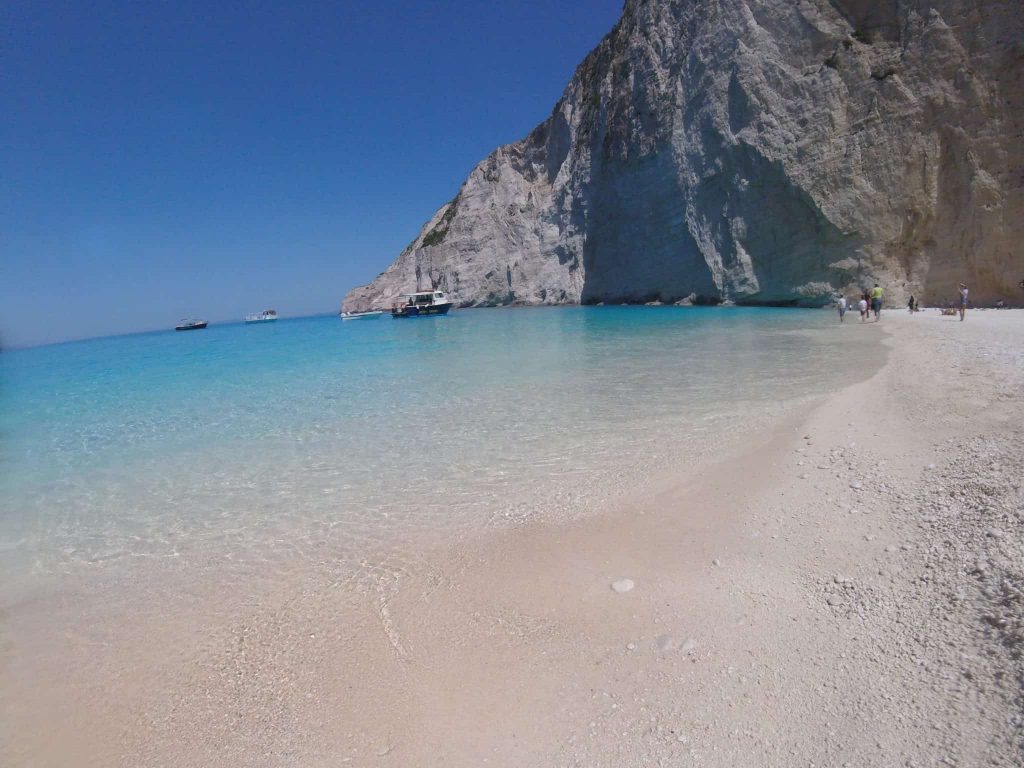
<box><xmin>870</xmin><ymin>284</ymin><xmax>883</xmax><ymax>321</ymax></box>
<box><xmin>837</xmin><ymin>295</ymin><xmax>848</xmax><ymax>323</ymax></box>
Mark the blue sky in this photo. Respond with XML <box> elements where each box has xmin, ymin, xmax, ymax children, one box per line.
<box><xmin>1</xmin><ymin>1</ymin><xmax>624</xmax><ymax>348</ymax></box>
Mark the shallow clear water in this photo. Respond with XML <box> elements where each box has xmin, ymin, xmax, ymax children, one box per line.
<box><xmin>0</xmin><ymin>307</ymin><xmax>878</xmax><ymax>598</ymax></box>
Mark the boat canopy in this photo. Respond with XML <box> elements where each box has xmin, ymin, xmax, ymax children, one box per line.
<box><xmin>399</xmin><ymin>291</ymin><xmax>447</xmax><ymax>304</ymax></box>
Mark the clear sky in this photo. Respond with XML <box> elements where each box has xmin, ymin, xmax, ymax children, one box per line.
<box><xmin>1</xmin><ymin>1</ymin><xmax>624</xmax><ymax>348</ymax></box>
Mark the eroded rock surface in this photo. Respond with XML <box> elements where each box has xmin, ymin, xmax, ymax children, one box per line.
<box><xmin>343</xmin><ymin>0</ymin><xmax>1023</xmax><ymax>312</ymax></box>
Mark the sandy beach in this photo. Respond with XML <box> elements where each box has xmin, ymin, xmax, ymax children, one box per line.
<box><xmin>3</xmin><ymin>309</ymin><xmax>1022</xmax><ymax>767</ymax></box>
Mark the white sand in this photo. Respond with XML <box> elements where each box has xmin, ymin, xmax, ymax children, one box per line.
<box><xmin>3</xmin><ymin>309</ymin><xmax>1022</xmax><ymax>766</ymax></box>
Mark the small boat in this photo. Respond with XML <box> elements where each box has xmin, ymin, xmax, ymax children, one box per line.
<box><xmin>175</xmin><ymin>319</ymin><xmax>208</xmax><ymax>331</ymax></box>
<box><xmin>245</xmin><ymin>309</ymin><xmax>278</xmax><ymax>324</ymax></box>
<box><xmin>391</xmin><ymin>291</ymin><xmax>454</xmax><ymax>318</ymax></box>
<box><xmin>340</xmin><ymin>309</ymin><xmax>384</xmax><ymax>320</ymax></box>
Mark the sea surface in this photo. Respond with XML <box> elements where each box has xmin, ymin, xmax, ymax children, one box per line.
<box><xmin>0</xmin><ymin>307</ymin><xmax>880</xmax><ymax>604</ymax></box>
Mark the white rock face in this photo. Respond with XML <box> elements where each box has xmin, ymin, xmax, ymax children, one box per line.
<box><xmin>343</xmin><ymin>0</ymin><xmax>1023</xmax><ymax>312</ymax></box>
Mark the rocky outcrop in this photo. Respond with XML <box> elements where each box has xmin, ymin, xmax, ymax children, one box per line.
<box><xmin>343</xmin><ymin>0</ymin><xmax>1023</xmax><ymax>311</ymax></box>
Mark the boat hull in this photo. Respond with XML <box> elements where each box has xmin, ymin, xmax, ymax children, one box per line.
<box><xmin>245</xmin><ymin>318</ymin><xmax>278</xmax><ymax>324</ymax></box>
<box><xmin>341</xmin><ymin>311</ymin><xmax>383</xmax><ymax>320</ymax></box>
<box><xmin>175</xmin><ymin>322</ymin><xmax>208</xmax><ymax>331</ymax></box>
<box><xmin>391</xmin><ymin>303</ymin><xmax>453</xmax><ymax>318</ymax></box>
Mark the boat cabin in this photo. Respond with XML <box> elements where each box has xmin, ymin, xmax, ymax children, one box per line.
<box><xmin>398</xmin><ymin>291</ymin><xmax>448</xmax><ymax>306</ymax></box>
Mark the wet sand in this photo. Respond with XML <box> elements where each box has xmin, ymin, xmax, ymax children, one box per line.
<box><xmin>2</xmin><ymin>309</ymin><xmax>1022</xmax><ymax>766</ymax></box>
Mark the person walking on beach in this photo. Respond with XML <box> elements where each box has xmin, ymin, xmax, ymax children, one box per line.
<box><xmin>958</xmin><ymin>282</ymin><xmax>969</xmax><ymax>321</ymax></box>
<box><xmin>837</xmin><ymin>295</ymin><xmax>848</xmax><ymax>323</ymax></box>
<box><xmin>858</xmin><ymin>294</ymin><xmax>868</xmax><ymax>323</ymax></box>
<box><xmin>870</xmin><ymin>283</ymin><xmax>883</xmax><ymax>321</ymax></box>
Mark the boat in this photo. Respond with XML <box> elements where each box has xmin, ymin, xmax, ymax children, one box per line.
<box><xmin>245</xmin><ymin>309</ymin><xmax>278</xmax><ymax>324</ymax></box>
<box><xmin>340</xmin><ymin>309</ymin><xmax>384</xmax><ymax>320</ymax></box>
<box><xmin>391</xmin><ymin>291</ymin><xmax>454</xmax><ymax>318</ymax></box>
<box><xmin>175</xmin><ymin>319</ymin><xmax>208</xmax><ymax>331</ymax></box>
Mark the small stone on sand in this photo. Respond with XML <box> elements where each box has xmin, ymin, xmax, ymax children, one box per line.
<box><xmin>611</xmin><ymin>579</ymin><xmax>635</xmax><ymax>593</ymax></box>
<box><xmin>654</xmin><ymin>634</ymin><xmax>674</xmax><ymax>652</ymax></box>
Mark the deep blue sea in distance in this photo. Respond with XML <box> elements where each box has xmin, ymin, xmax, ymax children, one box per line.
<box><xmin>0</xmin><ymin>306</ymin><xmax>881</xmax><ymax>602</ymax></box>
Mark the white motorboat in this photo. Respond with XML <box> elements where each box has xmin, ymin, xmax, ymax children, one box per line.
<box><xmin>340</xmin><ymin>309</ymin><xmax>384</xmax><ymax>320</ymax></box>
<box><xmin>245</xmin><ymin>310</ymin><xmax>278</xmax><ymax>324</ymax></box>
<box><xmin>390</xmin><ymin>291</ymin><xmax>453</xmax><ymax>318</ymax></box>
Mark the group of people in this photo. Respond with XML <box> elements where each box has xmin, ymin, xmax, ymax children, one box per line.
<box><xmin>835</xmin><ymin>282</ymin><xmax>971</xmax><ymax>323</ymax></box>
<box><xmin>937</xmin><ymin>283</ymin><xmax>971</xmax><ymax>320</ymax></box>
<box><xmin>835</xmin><ymin>283</ymin><xmax>884</xmax><ymax>323</ymax></box>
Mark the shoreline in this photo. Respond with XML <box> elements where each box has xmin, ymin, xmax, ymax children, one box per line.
<box><xmin>2</xmin><ymin>310</ymin><xmax>1022</xmax><ymax>766</ymax></box>
<box><xmin>15</xmin><ymin>302</ymin><xmax>1009</xmax><ymax>353</ymax></box>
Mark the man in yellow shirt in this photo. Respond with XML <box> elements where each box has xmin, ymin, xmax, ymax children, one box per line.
<box><xmin>870</xmin><ymin>283</ymin><xmax>883</xmax><ymax>321</ymax></box>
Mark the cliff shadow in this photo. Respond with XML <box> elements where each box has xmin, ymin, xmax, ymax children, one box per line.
<box><xmin>687</xmin><ymin>138</ymin><xmax>862</xmax><ymax>305</ymax></box>
<box><xmin>579</xmin><ymin>149</ymin><xmax>719</xmax><ymax>304</ymax></box>
<box><xmin>578</xmin><ymin>136</ymin><xmax>860</xmax><ymax>306</ymax></box>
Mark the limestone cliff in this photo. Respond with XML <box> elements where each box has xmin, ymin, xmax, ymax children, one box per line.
<box><xmin>343</xmin><ymin>0</ymin><xmax>1023</xmax><ymax>311</ymax></box>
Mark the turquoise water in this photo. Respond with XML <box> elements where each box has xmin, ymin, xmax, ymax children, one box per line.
<box><xmin>0</xmin><ymin>307</ymin><xmax>877</xmax><ymax>597</ymax></box>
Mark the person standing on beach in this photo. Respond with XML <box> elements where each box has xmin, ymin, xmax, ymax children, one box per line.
<box><xmin>858</xmin><ymin>295</ymin><xmax>868</xmax><ymax>323</ymax></box>
<box><xmin>908</xmin><ymin>295</ymin><xmax>915</xmax><ymax>314</ymax></box>
<box><xmin>958</xmin><ymin>283</ymin><xmax>969</xmax><ymax>321</ymax></box>
<box><xmin>870</xmin><ymin>283</ymin><xmax>883</xmax><ymax>321</ymax></box>
<box><xmin>837</xmin><ymin>295</ymin><xmax>848</xmax><ymax>323</ymax></box>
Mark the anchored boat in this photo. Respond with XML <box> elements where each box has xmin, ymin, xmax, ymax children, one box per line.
<box><xmin>175</xmin><ymin>319</ymin><xmax>208</xmax><ymax>331</ymax></box>
<box><xmin>245</xmin><ymin>309</ymin><xmax>278</xmax><ymax>324</ymax></box>
<box><xmin>340</xmin><ymin>309</ymin><xmax>384</xmax><ymax>320</ymax></box>
<box><xmin>391</xmin><ymin>291</ymin><xmax>453</xmax><ymax>318</ymax></box>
